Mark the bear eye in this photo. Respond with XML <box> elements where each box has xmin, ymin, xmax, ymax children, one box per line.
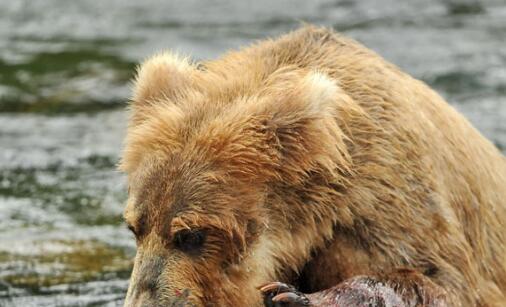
<box><xmin>126</xmin><ymin>223</ymin><xmax>138</xmax><ymax>237</ymax></box>
<box><xmin>173</xmin><ymin>229</ymin><xmax>206</xmax><ymax>254</ymax></box>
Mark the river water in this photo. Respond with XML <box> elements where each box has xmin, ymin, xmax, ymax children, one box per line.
<box><xmin>0</xmin><ymin>0</ymin><xmax>505</xmax><ymax>306</ymax></box>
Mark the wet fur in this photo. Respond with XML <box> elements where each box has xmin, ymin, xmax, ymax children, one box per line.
<box><xmin>121</xmin><ymin>26</ymin><xmax>506</xmax><ymax>306</ymax></box>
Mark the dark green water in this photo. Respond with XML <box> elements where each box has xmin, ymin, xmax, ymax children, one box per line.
<box><xmin>0</xmin><ymin>0</ymin><xmax>505</xmax><ymax>306</ymax></box>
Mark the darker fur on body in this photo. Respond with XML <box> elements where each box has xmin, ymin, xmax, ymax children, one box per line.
<box><xmin>121</xmin><ymin>26</ymin><xmax>506</xmax><ymax>306</ymax></box>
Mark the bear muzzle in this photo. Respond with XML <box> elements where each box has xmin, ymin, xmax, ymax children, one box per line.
<box><xmin>124</xmin><ymin>255</ymin><xmax>164</xmax><ymax>307</ymax></box>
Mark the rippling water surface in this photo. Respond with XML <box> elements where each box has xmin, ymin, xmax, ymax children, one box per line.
<box><xmin>0</xmin><ymin>0</ymin><xmax>505</xmax><ymax>306</ymax></box>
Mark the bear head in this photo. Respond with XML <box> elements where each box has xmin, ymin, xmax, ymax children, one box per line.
<box><xmin>120</xmin><ymin>52</ymin><xmax>350</xmax><ymax>306</ymax></box>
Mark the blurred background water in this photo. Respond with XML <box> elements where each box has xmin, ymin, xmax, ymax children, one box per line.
<box><xmin>0</xmin><ymin>0</ymin><xmax>505</xmax><ymax>306</ymax></box>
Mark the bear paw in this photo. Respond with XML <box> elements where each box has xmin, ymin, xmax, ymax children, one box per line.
<box><xmin>259</xmin><ymin>282</ymin><xmax>311</xmax><ymax>307</ymax></box>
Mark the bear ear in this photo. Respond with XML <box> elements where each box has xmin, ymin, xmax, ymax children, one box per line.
<box><xmin>130</xmin><ymin>52</ymin><xmax>197</xmax><ymax>125</ymax></box>
<box><xmin>260</xmin><ymin>71</ymin><xmax>350</xmax><ymax>182</ymax></box>
<box><xmin>268</xmin><ymin>71</ymin><xmax>339</xmax><ymax>125</ymax></box>
<box><xmin>120</xmin><ymin>52</ymin><xmax>196</xmax><ymax>173</ymax></box>
<box><xmin>211</xmin><ymin>71</ymin><xmax>351</xmax><ymax>183</ymax></box>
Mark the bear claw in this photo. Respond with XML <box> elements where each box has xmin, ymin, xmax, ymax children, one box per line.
<box><xmin>260</xmin><ymin>282</ymin><xmax>310</xmax><ymax>307</ymax></box>
<box><xmin>259</xmin><ymin>281</ymin><xmax>296</xmax><ymax>293</ymax></box>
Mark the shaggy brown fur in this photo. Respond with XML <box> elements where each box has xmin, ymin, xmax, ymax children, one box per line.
<box><xmin>120</xmin><ymin>26</ymin><xmax>506</xmax><ymax>306</ymax></box>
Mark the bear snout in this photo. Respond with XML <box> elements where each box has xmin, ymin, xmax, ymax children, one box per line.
<box><xmin>124</xmin><ymin>256</ymin><xmax>164</xmax><ymax>306</ymax></box>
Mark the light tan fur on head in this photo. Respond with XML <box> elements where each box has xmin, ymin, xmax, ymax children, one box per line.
<box><xmin>121</xmin><ymin>52</ymin><xmax>197</xmax><ymax>174</ymax></box>
<box><xmin>121</xmin><ymin>45</ymin><xmax>354</xmax><ymax>306</ymax></box>
<box><xmin>133</xmin><ymin>52</ymin><xmax>195</xmax><ymax>105</ymax></box>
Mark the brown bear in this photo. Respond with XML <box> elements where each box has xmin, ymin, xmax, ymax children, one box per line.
<box><xmin>120</xmin><ymin>26</ymin><xmax>506</xmax><ymax>306</ymax></box>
